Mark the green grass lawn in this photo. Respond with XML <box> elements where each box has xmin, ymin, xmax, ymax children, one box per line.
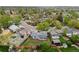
<box><xmin>37</xmin><ymin>47</ymin><xmax>59</xmax><ymax>52</ymax></box>
<box><xmin>22</xmin><ymin>37</ymin><xmax>60</xmax><ymax>52</ymax></box>
<box><xmin>22</xmin><ymin>37</ymin><xmax>51</xmax><ymax>46</ymax></box>
<box><xmin>0</xmin><ymin>45</ymin><xmax>9</xmax><ymax>52</ymax></box>
<box><xmin>21</xmin><ymin>37</ymin><xmax>51</xmax><ymax>52</ymax></box>
<box><xmin>60</xmin><ymin>46</ymin><xmax>79</xmax><ymax>52</ymax></box>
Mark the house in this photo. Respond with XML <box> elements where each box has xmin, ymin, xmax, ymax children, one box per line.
<box><xmin>51</xmin><ymin>34</ymin><xmax>61</xmax><ymax>46</ymax></box>
<box><xmin>52</xmin><ymin>39</ymin><xmax>61</xmax><ymax>46</ymax></box>
<box><xmin>19</xmin><ymin>21</ymin><xmax>38</xmax><ymax>34</ymax></box>
<box><xmin>51</xmin><ymin>34</ymin><xmax>60</xmax><ymax>39</ymax></box>
<box><xmin>66</xmin><ymin>29</ymin><xmax>73</xmax><ymax>37</ymax></box>
<box><xmin>62</xmin><ymin>26</ymin><xmax>79</xmax><ymax>37</ymax></box>
<box><xmin>38</xmin><ymin>31</ymin><xmax>48</xmax><ymax>40</ymax></box>
<box><xmin>48</xmin><ymin>27</ymin><xmax>58</xmax><ymax>35</ymax></box>
<box><xmin>9</xmin><ymin>29</ymin><xmax>28</xmax><ymax>46</ymax></box>
<box><xmin>18</xmin><ymin>29</ymin><xmax>29</xmax><ymax>39</ymax></box>
<box><xmin>31</xmin><ymin>32</ymin><xmax>38</xmax><ymax>39</ymax></box>
<box><xmin>72</xmin><ymin>29</ymin><xmax>79</xmax><ymax>35</ymax></box>
<box><xmin>48</xmin><ymin>27</ymin><xmax>63</xmax><ymax>34</ymax></box>
<box><xmin>9</xmin><ymin>34</ymin><xmax>20</xmax><ymax>46</ymax></box>
<box><xmin>9</xmin><ymin>24</ymin><xmax>19</xmax><ymax>32</ymax></box>
<box><xmin>48</xmin><ymin>27</ymin><xmax>62</xmax><ymax>46</ymax></box>
<box><xmin>66</xmin><ymin>28</ymin><xmax>79</xmax><ymax>37</ymax></box>
<box><xmin>31</xmin><ymin>31</ymin><xmax>48</xmax><ymax>40</ymax></box>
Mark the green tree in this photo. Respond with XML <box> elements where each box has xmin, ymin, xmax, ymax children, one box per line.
<box><xmin>66</xmin><ymin>40</ymin><xmax>72</xmax><ymax>47</ymax></box>
<box><xmin>59</xmin><ymin>36</ymin><xmax>66</xmax><ymax>43</ymax></box>
<box><xmin>54</xmin><ymin>20</ymin><xmax>62</xmax><ymax>29</ymax></box>
<box><xmin>56</xmin><ymin>12</ymin><xmax>63</xmax><ymax>22</ymax></box>
<box><xmin>0</xmin><ymin>15</ymin><xmax>12</xmax><ymax>28</ymax></box>
<box><xmin>67</xmin><ymin>20</ymin><xmax>76</xmax><ymax>28</ymax></box>
<box><xmin>0</xmin><ymin>8</ymin><xmax>5</xmax><ymax>15</ymax></box>
<box><xmin>67</xmin><ymin>19</ymin><xmax>79</xmax><ymax>29</ymax></box>
<box><xmin>36</xmin><ymin>20</ymin><xmax>50</xmax><ymax>31</ymax></box>
<box><xmin>38</xmin><ymin>42</ymin><xmax>58</xmax><ymax>52</ymax></box>
<box><xmin>12</xmin><ymin>15</ymin><xmax>21</xmax><ymax>25</ymax></box>
<box><xmin>38</xmin><ymin>42</ymin><xmax>50</xmax><ymax>52</ymax></box>
<box><xmin>75</xmin><ymin>21</ymin><xmax>79</xmax><ymax>29</ymax></box>
<box><xmin>18</xmin><ymin>8</ymin><xmax>26</xmax><ymax>17</ymax></box>
<box><xmin>0</xmin><ymin>15</ymin><xmax>21</xmax><ymax>29</ymax></box>
<box><xmin>71</xmin><ymin>35</ymin><xmax>79</xmax><ymax>43</ymax></box>
<box><xmin>45</xmin><ymin>19</ymin><xmax>52</xmax><ymax>25</ymax></box>
<box><xmin>64</xmin><ymin>16</ymin><xmax>70</xmax><ymax>25</ymax></box>
<box><xmin>69</xmin><ymin>10</ymin><xmax>79</xmax><ymax>18</ymax></box>
<box><xmin>63</xmin><ymin>28</ymin><xmax>67</xmax><ymax>36</ymax></box>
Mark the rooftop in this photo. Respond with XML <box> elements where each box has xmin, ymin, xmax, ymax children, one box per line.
<box><xmin>9</xmin><ymin>24</ymin><xmax>19</xmax><ymax>32</ymax></box>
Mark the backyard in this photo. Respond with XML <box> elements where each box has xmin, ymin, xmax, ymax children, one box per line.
<box><xmin>21</xmin><ymin>37</ymin><xmax>52</xmax><ymax>52</ymax></box>
<box><xmin>22</xmin><ymin>37</ymin><xmax>51</xmax><ymax>46</ymax></box>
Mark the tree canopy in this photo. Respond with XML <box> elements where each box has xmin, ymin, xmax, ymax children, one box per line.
<box><xmin>0</xmin><ymin>15</ymin><xmax>12</xmax><ymax>28</ymax></box>
<box><xmin>36</xmin><ymin>19</ymin><xmax>51</xmax><ymax>31</ymax></box>
<box><xmin>71</xmin><ymin>35</ymin><xmax>79</xmax><ymax>43</ymax></box>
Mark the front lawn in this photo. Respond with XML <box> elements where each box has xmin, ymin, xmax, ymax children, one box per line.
<box><xmin>0</xmin><ymin>45</ymin><xmax>9</xmax><ymax>52</ymax></box>
<box><xmin>60</xmin><ymin>46</ymin><xmax>79</xmax><ymax>52</ymax></box>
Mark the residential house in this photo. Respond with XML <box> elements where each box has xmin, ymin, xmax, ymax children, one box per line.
<box><xmin>72</xmin><ymin>29</ymin><xmax>79</xmax><ymax>35</ymax></box>
<box><xmin>31</xmin><ymin>31</ymin><xmax>48</xmax><ymax>40</ymax></box>
<box><xmin>66</xmin><ymin>29</ymin><xmax>73</xmax><ymax>37</ymax></box>
<box><xmin>9</xmin><ymin>24</ymin><xmax>19</xmax><ymax>32</ymax></box>
<box><xmin>51</xmin><ymin>34</ymin><xmax>61</xmax><ymax>46</ymax></box>
<box><xmin>66</xmin><ymin>28</ymin><xmax>79</xmax><ymax>37</ymax></box>
<box><xmin>62</xmin><ymin>26</ymin><xmax>79</xmax><ymax>36</ymax></box>
<box><xmin>48</xmin><ymin>27</ymin><xmax>62</xmax><ymax>46</ymax></box>
<box><xmin>48</xmin><ymin>27</ymin><xmax>63</xmax><ymax>34</ymax></box>
<box><xmin>19</xmin><ymin>21</ymin><xmax>38</xmax><ymax>35</ymax></box>
<box><xmin>9</xmin><ymin>29</ymin><xmax>28</xmax><ymax>46</ymax></box>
